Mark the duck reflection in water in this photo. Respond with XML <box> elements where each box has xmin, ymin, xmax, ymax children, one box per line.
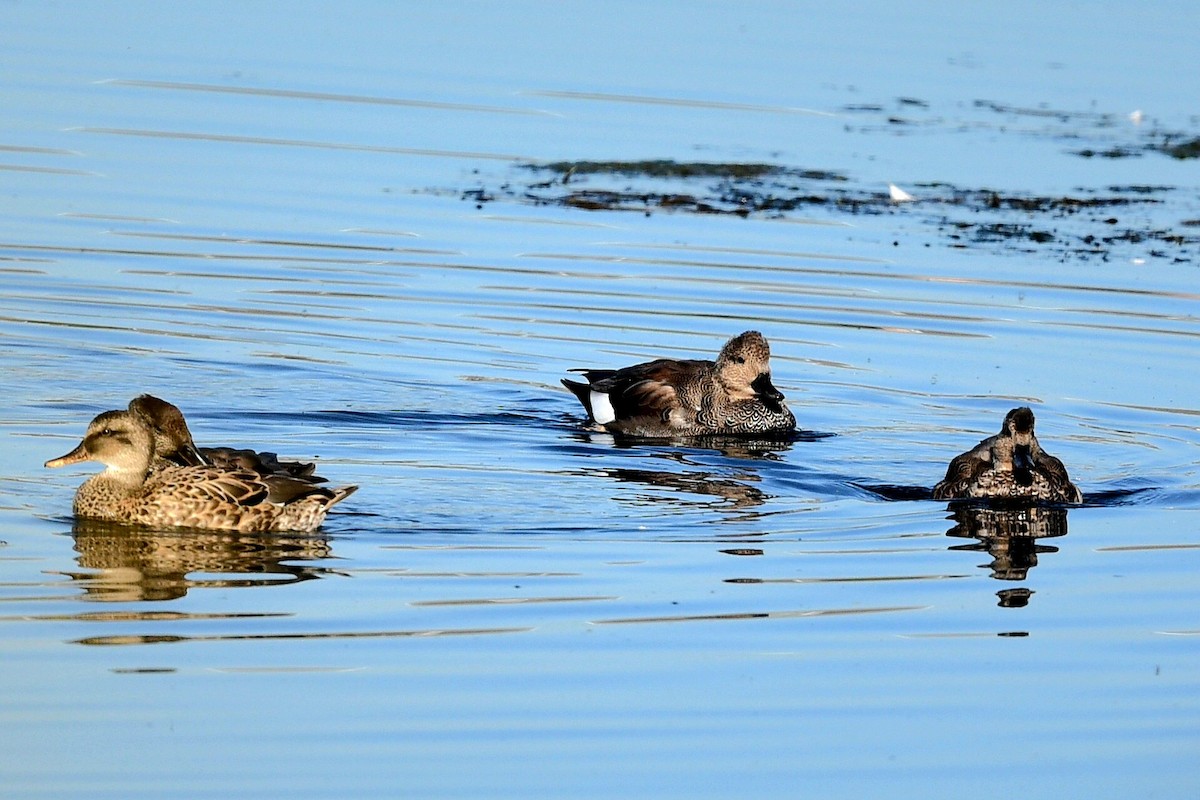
<box><xmin>945</xmin><ymin>505</ymin><xmax>1069</xmax><ymax>607</ymax></box>
<box><xmin>598</xmin><ymin>466</ymin><xmax>769</xmax><ymax>511</ymax></box>
<box><xmin>599</xmin><ymin>432</ymin><xmax>806</xmax><ymax>458</ymax></box>
<box><xmin>64</xmin><ymin>518</ymin><xmax>333</xmax><ymax>602</ymax></box>
<box><xmin>566</xmin><ymin>431</ymin><xmax>808</xmax><ymax>515</ymax></box>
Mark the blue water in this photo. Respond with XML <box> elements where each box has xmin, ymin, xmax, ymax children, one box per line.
<box><xmin>3</xmin><ymin>2</ymin><xmax>1200</xmax><ymax>798</ymax></box>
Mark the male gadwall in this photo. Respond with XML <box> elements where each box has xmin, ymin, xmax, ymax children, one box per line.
<box><xmin>128</xmin><ymin>394</ymin><xmax>322</xmax><ymax>481</ymax></box>
<box><xmin>561</xmin><ymin>330</ymin><xmax>796</xmax><ymax>437</ymax></box>
<box><xmin>45</xmin><ymin>409</ymin><xmax>357</xmax><ymax>532</ymax></box>
<box><xmin>932</xmin><ymin>407</ymin><xmax>1082</xmax><ymax>503</ymax></box>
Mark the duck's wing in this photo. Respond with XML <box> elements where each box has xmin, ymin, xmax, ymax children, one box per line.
<box><xmin>261</xmin><ymin>474</ymin><xmax>344</xmax><ymax>505</ymax></box>
<box><xmin>254</xmin><ymin>451</ymin><xmax>321</xmax><ymax>480</ymax></box>
<box><xmin>932</xmin><ymin>439</ymin><xmax>994</xmax><ymax>500</ymax></box>
<box><xmin>593</xmin><ymin>359</ymin><xmax>707</xmax><ymax>419</ymax></box>
<box><xmin>1033</xmin><ymin>450</ymin><xmax>1070</xmax><ymax>481</ymax></box>
<box><xmin>200</xmin><ymin>446</ymin><xmax>323</xmax><ymax>482</ymax></box>
<box><xmin>1033</xmin><ymin>450</ymin><xmax>1082</xmax><ymax>502</ymax></box>
<box><xmin>151</xmin><ymin>466</ymin><xmax>271</xmax><ymax>508</ymax></box>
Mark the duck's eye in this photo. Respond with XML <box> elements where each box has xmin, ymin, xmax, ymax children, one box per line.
<box><xmin>734</xmin><ymin>356</ymin><xmax>746</xmax><ymax>365</ymax></box>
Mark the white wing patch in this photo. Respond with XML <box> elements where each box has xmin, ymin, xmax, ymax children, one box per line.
<box><xmin>590</xmin><ymin>390</ymin><xmax>616</xmax><ymax>425</ymax></box>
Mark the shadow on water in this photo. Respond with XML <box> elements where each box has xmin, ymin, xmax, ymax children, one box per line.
<box><xmin>59</xmin><ymin>518</ymin><xmax>336</xmax><ymax>602</ymax></box>
<box><xmin>1080</xmin><ymin>486</ymin><xmax>1162</xmax><ymax>506</ymax></box>
<box><xmin>855</xmin><ymin>483</ymin><xmax>935</xmax><ymax>501</ymax></box>
<box><xmin>550</xmin><ymin>426</ymin><xmax>887</xmax><ymax>511</ymax></box>
<box><xmin>861</xmin><ymin>482</ymin><xmax>1159</xmax><ymax>506</ymax></box>
<box><xmin>558</xmin><ymin>426</ymin><xmax>832</xmax><ymax>454</ymax></box>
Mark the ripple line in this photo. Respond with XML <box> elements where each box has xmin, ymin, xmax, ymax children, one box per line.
<box><xmin>75</xmin><ymin>626</ymin><xmax>532</xmax><ymax>646</ymax></box>
<box><xmin>72</xmin><ymin>126</ymin><xmax>531</xmax><ymax>161</ymax></box>
<box><xmin>592</xmin><ymin>604</ymin><xmax>925</xmax><ymax>625</ymax></box>
<box><xmin>102</xmin><ymin>78</ymin><xmax>553</xmax><ymax>117</ymax></box>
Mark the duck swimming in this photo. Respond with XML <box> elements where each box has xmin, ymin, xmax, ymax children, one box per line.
<box><xmin>45</xmin><ymin>409</ymin><xmax>357</xmax><ymax>532</ymax></box>
<box><xmin>932</xmin><ymin>407</ymin><xmax>1082</xmax><ymax>503</ymax></box>
<box><xmin>561</xmin><ymin>331</ymin><xmax>796</xmax><ymax>438</ymax></box>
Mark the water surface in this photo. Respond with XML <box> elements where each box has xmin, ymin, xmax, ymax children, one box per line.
<box><xmin>2</xmin><ymin>3</ymin><xmax>1200</xmax><ymax>798</ymax></box>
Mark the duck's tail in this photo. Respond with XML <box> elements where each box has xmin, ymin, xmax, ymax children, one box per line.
<box><xmin>561</xmin><ymin>378</ymin><xmax>595</xmax><ymax>418</ymax></box>
<box><xmin>324</xmin><ymin>484</ymin><xmax>358</xmax><ymax>509</ymax></box>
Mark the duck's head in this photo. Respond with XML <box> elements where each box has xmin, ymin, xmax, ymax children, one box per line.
<box><xmin>128</xmin><ymin>394</ymin><xmax>206</xmax><ymax>466</ymax></box>
<box><xmin>716</xmin><ymin>330</ymin><xmax>786</xmax><ymax>412</ymax></box>
<box><xmin>45</xmin><ymin>409</ymin><xmax>155</xmax><ymax>478</ymax></box>
<box><xmin>1000</xmin><ymin>407</ymin><xmax>1037</xmax><ymax>476</ymax></box>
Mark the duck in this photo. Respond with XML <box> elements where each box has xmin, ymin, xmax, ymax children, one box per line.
<box><xmin>44</xmin><ymin>409</ymin><xmax>357</xmax><ymax>532</ymax></box>
<box><xmin>561</xmin><ymin>330</ymin><xmax>796</xmax><ymax>438</ymax></box>
<box><xmin>127</xmin><ymin>394</ymin><xmax>322</xmax><ymax>481</ymax></box>
<box><xmin>932</xmin><ymin>407</ymin><xmax>1082</xmax><ymax>503</ymax></box>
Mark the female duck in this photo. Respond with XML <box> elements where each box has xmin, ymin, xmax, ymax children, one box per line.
<box><xmin>933</xmin><ymin>407</ymin><xmax>1082</xmax><ymax>503</ymax></box>
<box><xmin>561</xmin><ymin>330</ymin><xmax>796</xmax><ymax>438</ymax></box>
<box><xmin>45</xmin><ymin>409</ymin><xmax>356</xmax><ymax>532</ymax></box>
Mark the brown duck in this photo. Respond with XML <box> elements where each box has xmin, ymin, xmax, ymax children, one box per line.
<box><xmin>932</xmin><ymin>407</ymin><xmax>1082</xmax><ymax>503</ymax></box>
<box><xmin>561</xmin><ymin>331</ymin><xmax>796</xmax><ymax>438</ymax></box>
<box><xmin>45</xmin><ymin>409</ymin><xmax>357</xmax><ymax>532</ymax></box>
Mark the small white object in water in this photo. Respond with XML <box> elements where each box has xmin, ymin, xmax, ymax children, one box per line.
<box><xmin>1130</xmin><ymin>109</ymin><xmax>1144</xmax><ymax>125</ymax></box>
<box><xmin>888</xmin><ymin>183</ymin><xmax>915</xmax><ymax>203</ymax></box>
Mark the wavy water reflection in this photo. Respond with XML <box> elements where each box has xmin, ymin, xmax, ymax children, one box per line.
<box><xmin>945</xmin><ymin>505</ymin><xmax>1069</xmax><ymax>590</ymax></box>
<box><xmin>592</xmin><ymin>604</ymin><xmax>926</xmax><ymax>626</ymax></box>
<box><xmin>75</xmin><ymin>625</ymin><xmax>531</xmax><ymax>647</ymax></box>
<box><xmin>63</xmin><ymin>519</ymin><xmax>334</xmax><ymax>601</ymax></box>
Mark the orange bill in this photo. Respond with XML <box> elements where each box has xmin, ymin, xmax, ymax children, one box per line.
<box><xmin>44</xmin><ymin>443</ymin><xmax>90</xmax><ymax>469</ymax></box>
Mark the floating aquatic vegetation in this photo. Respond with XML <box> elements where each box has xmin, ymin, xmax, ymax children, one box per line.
<box><xmin>460</xmin><ymin>157</ymin><xmax>1198</xmax><ymax>263</ymax></box>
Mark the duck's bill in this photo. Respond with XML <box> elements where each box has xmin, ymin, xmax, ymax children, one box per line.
<box><xmin>1012</xmin><ymin>444</ymin><xmax>1035</xmax><ymax>486</ymax></box>
<box><xmin>45</xmin><ymin>443</ymin><xmax>89</xmax><ymax>468</ymax></box>
<box><xmin>1013</xmin><ymin>444</ymin><xmax>1035</xmax><ymax>472</ymax></box>
<box><xmin>176</xmin><ymin>443</ymin><xmax>208</xmax><ymax>467</ymax></box>
<box><xmin>751</xmin><ymin>373</ymin><xmax>786</xmax><ymax>413</ymax></box>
